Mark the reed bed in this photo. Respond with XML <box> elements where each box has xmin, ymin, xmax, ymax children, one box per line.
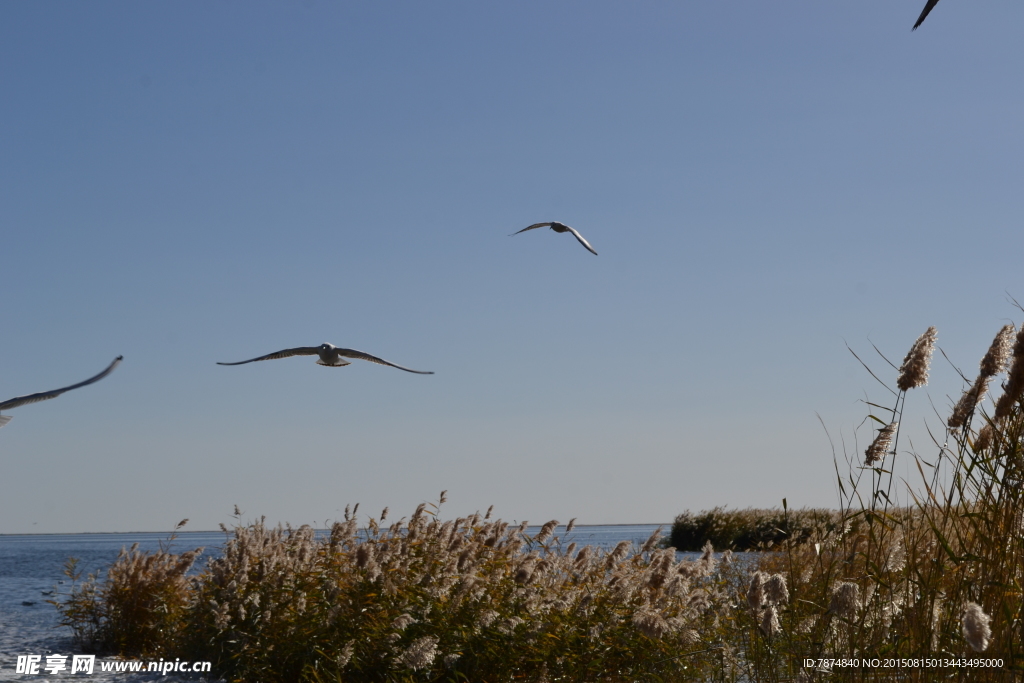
<box><xmin>57</xmin><ymin>501</ymin><xmax>735</xmax><ymax>682</ymax></box>
<box><xmin>669</xmin><ymin>507</ymin><xmax>846</xmax><ymax>552</ymax></box>
<box><xmin>56</xmin><ymin>317</ymin><xmax>1024</xmax><ymax>681</ymax></box>
<box><xmin>723</xmin><ymin>321</ymin><xmax>1024</xmax><ymax>682</ymax></box>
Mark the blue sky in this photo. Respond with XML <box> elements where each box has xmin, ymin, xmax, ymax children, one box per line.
<box><xmin>2</xmin><ymin>1</ymin><xmax>1023</xmax><ymax>533</ymax></box>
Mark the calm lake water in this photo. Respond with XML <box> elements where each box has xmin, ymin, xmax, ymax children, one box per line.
<box><xmin>0</xmin><ymin>524</ymin><xmax>680</xmax><ymax>681</ymax></box>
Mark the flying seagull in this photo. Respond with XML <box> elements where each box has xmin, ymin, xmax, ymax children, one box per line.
<box><xmin>217</xmin><ymin>343</ymin><xmax>433</xmax><ymax>374</ymax></box>
<box><xmin>0</xmin><ymin>356</ymin><xmax>123</xmax><ymax>429</ymax></box>
<box><xmin>913</xmin><ymin>0</ymin><xmax>940</xmax><ymax>29</ymax></box>
<box><xmin>510</xmin><ymin>222</ymin><xmax>598</xmax><ymax>255</ymax></box>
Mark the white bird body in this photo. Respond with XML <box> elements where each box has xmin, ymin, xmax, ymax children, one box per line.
<box><xmin>0</xmin><ymin>356</ymin><xmax>123</xmax><ymax>429</ymax></box>
<box><xmin>218</xmin><ymin>343</ymin><xmax>433</xmax><ymax>374</ymax></box>
<box><xmin>511</xmin><ymin>221</ymin><xmax>598</xmax><ymax>255</ymax></box>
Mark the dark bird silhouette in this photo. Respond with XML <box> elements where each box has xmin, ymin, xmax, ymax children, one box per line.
<box><xmin>217</xmin><ymin>343</ymin><xmax>433</xmax><ymax>374</ymax></box>
<box><xmin>913</xmin><ymin>0</ymin><xmax>940</xmax><ymax>29</ymax></box>
<box><xmin>0</xmin><ymin>357</ymin><xmax>123</xmax><ymax>429</ymax></box>
<box><xmin>510</xmin><ymin>222</ymin><xmax>598</xmax><ymax>255</ymax></box>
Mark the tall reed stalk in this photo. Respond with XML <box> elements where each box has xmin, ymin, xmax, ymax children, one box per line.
<box><xmin>729</xmin><ymin>322</ymin><xmax>1022</xmax><ymax>682</ymax></box>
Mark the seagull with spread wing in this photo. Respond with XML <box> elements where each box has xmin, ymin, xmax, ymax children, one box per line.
<box><xmin>913</xmin><ymin>0</ymin><xmax>940</xmax><ymax>29</ymax></box>
<box><xmin>0</xmin><ymin>356</ymin><xmax>123</xmax><ymax>429</ymax></box>
<box><xmin>217</xmin><ymin>343</ymin><xmax>433</xmax><ymax>374</ymax></box>
<box><xmin>510</xmin><ymin>221</ymin><xmax>598</xmax><ymax>255</ymax></box>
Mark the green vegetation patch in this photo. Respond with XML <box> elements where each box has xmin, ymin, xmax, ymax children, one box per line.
<box><xmin>668</xmin><ymin>506</ymin><xmax>846</xmax><ymax>551</ymax></box>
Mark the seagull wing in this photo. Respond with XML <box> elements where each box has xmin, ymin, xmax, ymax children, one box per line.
<box><xmin>217</xmin><ymin>347</ymin><xmax>320</xmax><ymax>365</ymax></box>
<box><xmin>335</xmin><ymin>348</ymin><xmax>434</xmax><ymax>374</ymax></box>
<box><xmin>565</xmin><ymin>226</ymin><xmax>598</xmax><ymax>255</ymax></box>
<box><xmin>0</xmin><ymin>356</ymin><xmax>123</xmax><ymax>412</ymax></box>
<box><xmin>912</xmin><ymin>0</ymin><xmax>940</xmax><ymax>29</ymax></box>
<box><xmin>510</xmin><ymin>222</ymin><xmax>554</xmax><ymax>236</ymax></box>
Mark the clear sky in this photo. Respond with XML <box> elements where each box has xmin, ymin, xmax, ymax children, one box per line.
<box><xmin>2</xmin><ymin>1</ymin><xmax>1023</xmax><ymax>533</ymax></box>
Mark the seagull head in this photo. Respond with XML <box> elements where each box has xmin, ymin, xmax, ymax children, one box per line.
<box><xmin>319</xmin><ymin>343</ymin><xmax>335</xmax><ymax>351</ymax></box>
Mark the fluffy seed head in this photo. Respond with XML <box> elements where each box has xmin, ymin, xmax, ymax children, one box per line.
<box><xmin>606</xmin><ymin>540</ymin><xmax>631</xmax><ymax>567</ymax></box>
<box><xmin>764</xmin><ymin>574</ymin><xmax>789</xmax><ymax>605</ymax></box>
<box><xmin>962</xmin><ymin>602</ymin><xmax>992</xmax><ymax>652</ymax></box>
<box><xmin>573</xmin><ymin>545</ymin><xmax>592</xmax><ymax>570</ymax></box>
<box><xmin>641</xmin><ymin>526</ymin><xmax>663</xmax><ymax>553</ymax></box>
<box><xmin>535</xmin><ymin>520</ymin><xmax>559</xmax><ymax>545</ymax></box>
<box><xmin>896</xmin><ymin>326</ymin><xmax>937</xmax><ymax>392</ymax></box>
<box><xmin>746</xmin><ymin>571</ymin><xmax>767</xmax><ymax>609</ymax></box>
<box><xmin>392</xmin><ymin>613</ymin><xmax>417</xmax><ymax>631</ymax></box>
<box><xmin>884</xmin><ymin>538</ymin><xmax>906</xmax><ymax>573</ymax></box>
<box><xmin>995</xmin><ymin>325</ymin><xmax>1024</xmax><ymax>419</ymax></box>
<box><xmin>865</xmin><ymin>422</ymin><xmax>898</xmax><ymax>466</ymax></box>
<box><xmin>830</xmin><ymin>582</ymin><xmax>860</xmax><ymax>619</ymax></box>
<box><xmin>974</xmin><ymin>423</ymin><xmax>995</xmax><ymax>452</ymax></box>
<box><xmin>980</xmin><ymin>325</ymin><xmax>1015</xmax><ymax>377</ymax></box>
<box><xmin>355</xmin><ymin>544</ymin><xmax>374</xmax><ymax>569</ymax></box>
<box><xmin>337</xmin><ymin>641</ymin><xmax>355</xmax><ymax>669</ymax></box>
<box><xmin>760</xmin><ymin>604</ymin><xmax>781</xmax><ymax>636</ymax></box>
<box><xmin>514</xmin><ymin>555</ymin><xmax>538</xmax><ymax>584</ymax></box>
<box><xmin>699</xmin><ymin>541</ymin><xmax>717</xmax><ymax>574</ymax></box>
<box><xmin>397</xmin><ymin>636</ymin><xmax>439</xmax><ymax>671</ymax></box>
<box><xmin>496</xmin><ymin>616</ymin><xmax>524</xmax><ymax>635</ymax></box>
<box><xmin>476</xmin><ymin>610</ymin><xmax>499</xmax><ymax>628</ymax></box>
<box><xmin>632</xmin><ymin>607</ymin><xmax>671</xmax><ymax>638</ymax></box>
<box><xmin>948</xmin><ymin>375</ymin><xmax>991</xmax><ymax>429</ymax></box>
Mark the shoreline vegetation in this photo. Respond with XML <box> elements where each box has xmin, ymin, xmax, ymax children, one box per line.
<box><xmin>55</xmin><ymin>319</ymin><xmax>1024</xmax><ymax>681</ymax></box>
<box><xmin>0</xmin><ymin>523</ymin><xmax>674</xmax><ymax>538</ymax></box>
<box><xmin>668</xmin><ymin>507</ymin><xmax>847</xmax><ymax>552</ymax></box>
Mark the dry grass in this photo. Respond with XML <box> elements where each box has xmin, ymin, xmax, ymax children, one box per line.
<box><xmin>723</xmin><ymin>322</ymin><xmax>1024</xmax><ymax>682</ymax></box>
<box><xmin>56</xmin><ymin>319</ymin><xmax>1024</xmax><ymax>681</ymax></box>
<box><xmin>58</xmin><ymin>503</ymin><xmax>735</xmax><ymax>682</ymax></box>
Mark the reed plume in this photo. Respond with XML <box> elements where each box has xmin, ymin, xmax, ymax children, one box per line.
<box><xmin>398</xmin><ymin>636</ymin><xmax>439</xmax><ymax>671</ymax></box>
<box><xmin>896</xmin><ymin>326</ymin><xmax>936</xmax><ymax>391</ymax></box>
<box><xmin>995</xmin><ymin>324</ymin><xmax>1024</xmax><ymax>419</ymax></box>
<box><xmin>979</xmin><ymin>324</ymin><xmax>1015</xmax><ymax>377</ymax></box>
<box><xmin>961</xmin><ymin>602</ymin><xmax>992</xmax><ymax>652</ymax></box>
<box><xmin>746</xmin><ymin>571</ymin><xmax>766</xmax><ymax>609</ymax></box>
<box><xmin>764</xmin><ymin>573</ymin><xmax>788</xmax><ymax>605</ymax></box>
<box><xmin>864</xmin><ymin>422</ymin><xmax>898</xmax><ymax>466</ymax></box>
<box><xmin>974</xmin><ymin>422</ymin><xmax>995</xmax><ymax>452</ymax></box>
<box><xmin>632</xmin><ymin>607</ymin><xmax>671</xmax><ymax>638</ymax></box>
<box><xmin>829</xmin><ymin>582</ymin><xmax>860</xmax><ymax>619</ymax></box>
<box><xmin>948</xmin><ymin>375</ymin><xmax>991</xmax><ymax>429</ymax></box>
<box><xmin>948</xmin><ymin>324</ymin><xmax>1015</xmax><ymax>428</ymax></box>
<box><xmin>534</xmin><ymin>519</ymin><xmax>559</xmax><ymax>545</ymax></box>
<box><xmin>759</xmin><ymin>604</ymin><xmax>780</xmax><ymax>636</ymax></box>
